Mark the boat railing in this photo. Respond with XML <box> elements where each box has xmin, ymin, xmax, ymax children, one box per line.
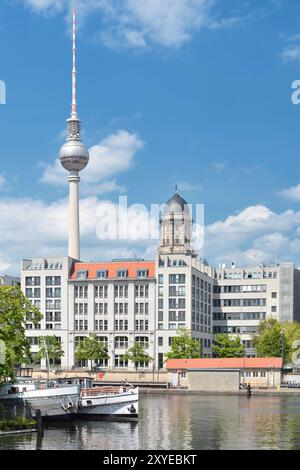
<box><xmin>80</xmin><ymin>386</ymin><xmax>132</xmax><ymax>397</ymax></box>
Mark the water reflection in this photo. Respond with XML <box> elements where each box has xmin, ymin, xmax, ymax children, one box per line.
<box><xmin>1</xmin><ymin>394</ymin><xmax>300</xmax><ymax>450</ymax></box>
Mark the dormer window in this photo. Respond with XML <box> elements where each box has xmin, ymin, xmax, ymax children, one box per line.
<box><xmin>137</xmin><ymin>269</ymin><xmax>148</xmax><ymax>278</ymax></box>
<box><xmin>117</xmin><ymin>270</ymin><xmax>128</xmax><ymax>279</ymax></box>
<box><xmin>97</xmin><ymin>270</ymin><xmax>108</xmax><ymax>279</ymax></box>
<box><xmin>77</xmin><ymin>270</ymin><xmax>88</xmax><ymax>280</ymax></box>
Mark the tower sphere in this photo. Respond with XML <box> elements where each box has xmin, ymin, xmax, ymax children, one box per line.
<box><xmin>59</xmin><ymin>138</ymin><xmax>89</xmax><ymax>172</ymax></box>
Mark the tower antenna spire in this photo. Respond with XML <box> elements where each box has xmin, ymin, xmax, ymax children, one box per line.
<box><xmin>71</xmin><ymin>9</ymin><xmax>77</xmax><ymax>118</ymax></box>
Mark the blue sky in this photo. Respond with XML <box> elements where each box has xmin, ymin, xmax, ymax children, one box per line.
<box><xmin>2</xmin><ymin>0</ymin><xmax>300</xmax><ymax>274</ymax></box>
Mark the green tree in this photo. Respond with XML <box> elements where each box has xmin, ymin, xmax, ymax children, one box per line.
<box><xmin>253</xmin><ymin>318</ymin><xmax>300</xmax><ymax>364</ymax></box>
<box><xmin>124</xmin><ymin>342</ymin><xmax>153</xmax><ymax>371</ymax></box>
<box><xmin>75</xmin><ymin>334</ymin><xmax>109</xmax><ymax>370</ymax></box>
<box><xmin>165</xmin><ymin>328</ymin><xmax>201</xmax><ymax>360</ymax></box>
<box><xmin>0</xmin><ymin>286</ymin><xmax>42</xmax><ymax>380</ymax></box>
<box><xmin>35</xmin><ymin>335</ymin><xmax>64</xmax><ymax>367</ymax></box>
<box><xmin>212</xmin><ymin>334</ymin><xmax>245</xmax><ymax>358</ymax></box>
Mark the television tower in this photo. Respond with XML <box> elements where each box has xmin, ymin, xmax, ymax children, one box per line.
<box><xmin>59</xmin><ymin>11</ymin><xmax>89</xmax><ymax>260</ymax></box>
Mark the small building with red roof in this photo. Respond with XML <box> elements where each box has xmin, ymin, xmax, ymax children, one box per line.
<box><xmin>166</xmin><ymin>357</ymin><xmax>283</xmax><ymax>391</ymax></box>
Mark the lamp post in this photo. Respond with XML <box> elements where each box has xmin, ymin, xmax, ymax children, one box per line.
<box><xmin>281</xmin><ymin>329</ymin><xmax>285</xmax><ymax>366</ymax></box>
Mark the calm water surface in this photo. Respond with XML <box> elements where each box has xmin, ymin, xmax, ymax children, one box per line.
<box><xmin>1</xmin><ymin>394</ymin><xmax>300</xmax><ymax>450</ymax></box>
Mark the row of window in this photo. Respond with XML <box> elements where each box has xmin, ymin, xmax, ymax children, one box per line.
<box><xmin>213</xmin><ymin>326</ymin><xmax>259</xmax><ymax>334</ymax></box>
<box><xmin>213</xmin><ymin>312</ymin><xmax>267</xmax><ymax>321</ymax></box>
<box><xmin>75</xmin><ymin>319</ymin><xmax>150</xmax><ymax>332</ymax></box>
<box><xmin>213</xmin><ymin>285</ymin><xmax>268</xmax><ymax>294</ymax></box>
<box><xmin>217</xmin><ymin>271</ymin><xmax>277</xmax><ymax>280</ymax></box>
<box><xmin>25</xmin><ymin>276</ymin><xmax>61</xmax><ymax>286</ymax></box>
<box><xmin>213</xmin><ymin>298</ymin><xmax>267</xmax><ymax>307</ymax></box>
<box><xmin>25</xmin><ymin>288</ymin><xmax>61</xmax><ymax>299</ymax></box>
<box><xmin>76</xmin><ymin>269</ymin><xmax>149</xmax><ymax>280</ymax></box>
<box><xmin>192</xmin><ymin>324</ymin><xmax>211</xmax><ymax>333</ymax></box>
<box><xmin>192</xmin><ymin>313</ymin><xmax>211</xmax><ymax>325</ymax></box>
<box><xmin>192</xmin><ymin>301</ymin><xmax>211</xmax><ymax>314</ymax></box>
<box><xmin>158</xmin><ymin>259</ymin><xmax>187</xmax><ymax>268</ymax></box>
<box><xmin>192</xmin><ymin>276</ymin><xmax>212</xmax><ymax>292</ymax></box>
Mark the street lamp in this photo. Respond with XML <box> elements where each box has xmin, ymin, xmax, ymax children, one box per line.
<box><xmin>281</xmin><ymin>329</ymin><xmax>285</xmax><ymax>366</ymax></box>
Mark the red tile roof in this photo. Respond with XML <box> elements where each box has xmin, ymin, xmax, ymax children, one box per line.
<box><xmin>70</xmin><ymin>260</ymin><xmax>155</xmax><ymax>280</ymax></box>
<box><xmin>166</xmin><ymin>358</ymin><xmax>283</xmax><ymax>370</ymax></box>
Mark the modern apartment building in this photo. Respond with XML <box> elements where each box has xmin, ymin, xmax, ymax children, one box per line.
<box><xmin>213</xmin><ymin>262</ymin><xmax>300</xmax><ymax>356</ymax></box>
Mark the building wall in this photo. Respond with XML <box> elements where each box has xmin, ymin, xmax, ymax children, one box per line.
<box><xmin>21</xmin><ymin>257</ymin><xmax>73</xmax><ymax>369</ymax></box>
<box><xmin>187</xmin><ymin>370</ymin><xmax>240</xmax><ymax>392</ymax></box>
<box><xmin>67</xmin><ymin>268</ymin><xmax>156</xmax><ymax>370</ymax></box>
<box><xmin>155</xmin><ymin>253</ymin><xmax>214</xmax><ymax>369</ymax></box>
<box><xmin>213</xmin><ymin>263</ymin><xmax>296</xmax><ymax>357</ymax></box>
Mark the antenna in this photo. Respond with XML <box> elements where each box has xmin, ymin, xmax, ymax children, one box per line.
<box><xmin>175</xmin><ymin>184</ymin><xmax>178</xmax><ymax>193</ymax></box>
<box><xmin>71</xmin><ymin>10</ymin><xmax>77</xmax><ymax>118</ymax></box>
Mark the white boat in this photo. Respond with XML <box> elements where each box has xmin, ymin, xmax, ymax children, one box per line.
<box><xmin>77</xmin><ymin>384</ymin><xmax>139</xmax><ymax>420</ymax></box>
<box><xmin>0</xmin><ymin>381</ymin><xmax>80</xmax><ymax>420</ymax></box>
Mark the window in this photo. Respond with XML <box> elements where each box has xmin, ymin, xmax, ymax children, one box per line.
<box><xmin>252</xmin><ymin>371</ymin><xmax>259</xmax><ymax>378</ymax></box>
<box><xmin>117</xmin><ymin>270</ymin><xmax>128</xmax><ymax>278</ymax></box>
<box><xmin>97</xmin><ymin>270</ymin><xmax>108</xmax><ymax>279</ymax></box>
<box><xmin>168</xmin><ymin>323</ymin><xmax>177</xmax><ymax>330</ymax></box>
<box><xmin>136</xmin><ymin>336</ymin><xmax>149</xmax><ymax>348</ymax></box>
<box><xmin>115</xmin><ymin>355</ymin><xmax>128</xmax><ymax>368</ymax></box>
<box><xmin>169</xmin><ymin>311</ymin><xmax>176</xmax><ymax>321</ymax></box>
<box><xmin>115</xmin><ymin>336</ymin><xmax>128</xmax><ymax>349</ymax></box>
<box><xmin>26</xmin><ymin>276</ymin><xmax>40</xmax><ymax>286</ymax></box>
<box><xmin>137</xmin><ymin>269</ymin><xmax>148</xmax><ymax>278</ymax></box>
<box><xmin>158</xmin><ymin>323</ymin><xmax>163</xmax><ymax>330</ymax></box>
<box><xmin>158</xmin><ymin>337</ymin><xmax>163</xmax><ymax>346</ymax></box>
<box><xmin>271</xmin><ymin>306</ymin><xmax>277</xmax><ymax>313</ymax></box>
<box><xmin>158</xmin><ymin>274</ymin><xmax>163</xmax><ymax>285</ymax></box>
<box><xmin>77</xmin><ymin>270</ymin><xmax>88</xmax><ymax>280</ymax></box>
<box><xmin>272</xmin><ymin>292</ymin><xmax>277</xmax><ymax>299</ymax></box>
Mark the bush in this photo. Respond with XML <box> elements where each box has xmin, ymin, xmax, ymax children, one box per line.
<box><xmin>0</xmin><ymin>416</ymin><xmax>36</xmax><ymax>431</ymax></box>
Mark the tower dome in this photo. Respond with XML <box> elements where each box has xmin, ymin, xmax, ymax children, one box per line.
<box><xmin>164</xmin><ymin>191</ymin><xmax>189</xmax><ymax>216</ymax></box>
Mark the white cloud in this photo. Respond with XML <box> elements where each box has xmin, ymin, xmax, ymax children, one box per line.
<box><xmin>40</xmin><ymin>130</ymin><xmax>144</xmax><ymax>195</ymax></box>
<box><xmin>212</xmin><ymin>162</ymin><xmax>226</xmax><ymax>173</ymax></box>
<box><xmin>1</xmin><ymin>195</ymin><xmax>300</xmax><ymax>276</ymax></box>
<box><xmin>204</xmin><ymin>205</ymin><xmax>300</xmax><ymax>266</ymax></box>
<box><xmin>177</xmin><ymin>181</ymin><xmax>201</xmax><ymax>192</ymax></box>
<box><xmin>19</xmin><ymin>0</ymin><xmax>244</xmax><ymax>49</ymax></box>
<box><xmin>280</xmin><ymin>182</ymin><xmax>300</xmax><ymax>201</ymax></box>
<box><xmin>0</xmin><ymin>175</ymin><xmax>8</xmax><ymax>191</ymax></box>
<box><xmin>0</xmin><ymin>195</ymin><xmax>157</xmax><ymax>275</ymax></box>
<box><xmin>280</xmin><ymin>44</ymin><xmax>300</xmax><ymax>63</ymax></box>
<box><xmin>23</xmin><ymin>0</ymin><xmax>66</xmax><ymax>13</ymax></box>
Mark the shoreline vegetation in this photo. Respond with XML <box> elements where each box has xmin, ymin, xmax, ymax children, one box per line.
<box><xmin>0</xmin><ymin>416</ymin><xmax>36</xmax><ymax>433</ymax></box>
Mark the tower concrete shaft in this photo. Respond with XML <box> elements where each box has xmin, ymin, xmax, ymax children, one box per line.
<box><xmin>68</xmin><ymin>171</ymin><xmax>80</xmax><ymax>260</ymax></box>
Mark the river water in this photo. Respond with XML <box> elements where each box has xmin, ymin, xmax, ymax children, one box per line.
<box><xmin>1</xmin><ymin>394</ymin><xmax>300</xmax><ymax>450</ymax></box>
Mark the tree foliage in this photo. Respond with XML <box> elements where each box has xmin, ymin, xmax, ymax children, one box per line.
<box><xmin>165</xmin><ymin>328</ymin><xmax>201</xmax><ymax>360</ymax></box>
<box><xmin>75</xmin><ymin>334</ymin><xmax>109</xmax><ymax>368</ymax></box>
<box><xmin>124</xmin><ymin>342</ymin><xmax>153</xmax><ymax>370</ymax></box>
<box><xmin>0</xmin><ymin>286</ymin><xmax>42</xmax><ymax>380</ymax></box>
<box><xmin>253</xmin><ymin>318</ymin><xmax>300</xmax><ymax>364</ymax></box>
<box><xmin>35</xmin><ymin>335</ymin><xmax>65</xmax><ymax>364</ymax></box>
<box><xmin>212</xmin><ymin>334</ymin><xmax>245</xmax><ymax>358</ymax></box>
